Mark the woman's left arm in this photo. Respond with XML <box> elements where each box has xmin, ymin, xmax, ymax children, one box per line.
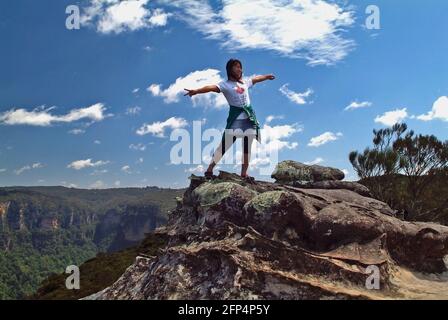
<box><xmin>251</xmin><ymin>74</ymin><xmax>276</xmax><ymax>85</ymax></box>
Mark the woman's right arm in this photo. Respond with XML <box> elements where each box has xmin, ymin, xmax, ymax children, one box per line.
<box><xmin>184</xmin><ymin>85</ymin><xmax>220</xmax><ymax>97</ymax></box>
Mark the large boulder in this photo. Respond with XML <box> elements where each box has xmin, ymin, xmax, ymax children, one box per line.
<box><xmin>192</xmin><ymin>181</ymin><xmax>257</xmax><ymax>227</ymax></box>
<box><xmin>271</xmin><ymin>160</ymin><xmax>345</xmax><ymax>184</ymax></box>
<box><xmin>84</xmin><ymin>167</ymin><xmax>448</xmax><ymax>300</ymax></box>
<box><xmin>243</xmin><ymin>191</ymin><xmax>309</xmax><ymax>242</ymax></box>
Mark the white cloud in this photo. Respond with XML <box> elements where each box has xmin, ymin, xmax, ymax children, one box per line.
<box><xmin>344</xmin><ymin>101</ymin><xmax>372</xmax><ymax>111</ymax></box>
<box><xmin>342</xmin><ymin>168</ymin><xmax>358</xmax><ymax>181</ymax></box>
<box><xmin>14</xmin><ymin>162</ymin><xmax>44</xmax><ymax>175</ymax></box>
<box><xmin>374</xmin><ymin>108</ymin><xmax>408</xmax><ymax>127</ymax></box>
<box><xmin>308</xmin><ymin>131</ymin><xmax>342</xmax><ymax>147</ymax></box>
<box><xmin>136</xmin><ymin>157</ymin><xmax>144</xmax><ymax>164</ymax></box>
<box><xmin>89</xmin><ymin>180</ymin><xmax>106</xmax><ymax>189</ymax></box>
<box><xmin>67</xmin><ymin>158</ymin><xmax>110</xmax><ymax>170</ymax></box>
<box><xmin>304</xmin><ymin>157</ymin><xmax>324</xmax><ymax>165</ymax></box>
<box><xmin>60</xmin><ymin>181</ymin><xmax>78</xmax><ymax>188</ymax></box>
<box><xmin>148</xmin><ymin>69</ymin><xmax>228</xmax><ymax>109</ymax></box>
<box><xmin>129</xmin><ymin>143</ymin><xmax>147</xmax><ymax>151</ymax></box>
<box><xmin>265</xmin><ymin>115</ymin><xmax>284</xmax><ymax>124</ymax></box>
<box><xmin>416</xmin><ymin>96</ymin><xmax>448</xmax><ymax>122</ymax></box>
<box><xmin>136</xmin><ymin>116</ymin><xmax>188</xmax><ymax>137</ymax></box>
<box><xmin>0</xmin><ymin>103</ymin><xmax>109</xmax><ymax>127</ymax></box>
<box><xmin>159</xmin><ymin>0</ymin><xmax>355</xmax><ymax>65</ymax></box>
<box><xmin>148</xmin><ymin>8</ymin><xmax>170</xmax><ymax>26</ymax></box>
<box><xmin>94</xmin><ymin>140</ymin><xmax>101</xmax><ymax>144</ymax></box>
<box><xmin>60</xmin><ymin>103</ymin><xmax>110</xmax><ymax>122</ymax></box>
<box><xmin>246</xmin><ymin>156</ymin><xmax>272</xmax><ymax>168</ymax></box>
<box><xmin>121</xmin><ymin>165</ymin><xmax>131</xmax><ymax>173</ymax></box>
<box><xmin>114</xmin><ymin>180</ymin><xmax>121</xmax><ymax>187</ymax></box>
<box><xmin>68</xmin><ymin>128</ymin><xmax>86</xmax><ymax>135</ymax></box>
<box><xmin>0</xmin><ymin>168</ymin><xmax>6</xmax><ymax>173</ymax></box>
<box><xmin>263</xmin><ymin>123</ymin><xmax>303</xmax><ymax>143</ymax></box>
<box><xmin>132</xmin><ymin>88</ymin><xmax>140</xmax><ymax>94</ymax></box>
<box><xmin>81</xmin><ymin>0</ymin><xmax>171</xmax><ymax>34</ymax></box>
<box><xmin>279</xmin><ymin>85</ymin><xmax>313</xmax><ymax>105</ymax></box>
<box><xmin>126</xmin><ymin>106</ymin><xmax>141</xmax><ymax>115</ymax></box>
<box><xmin>241</xmin><ymin>123</ymin><xmax>301</xmax><ymax>170</ymax></box>
<box><xmin>185</xmin><ymin>164</ymin><xmax>206</xmax><ymax>173</ymax></box>
<box><xmin>147</xmin><ymin>84</ymin><xmax>161</xmax><ymax>96</ymax></box>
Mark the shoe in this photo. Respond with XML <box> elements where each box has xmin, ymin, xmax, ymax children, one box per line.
<box><xmin>204</xmin><ymin>171</ymin><xmax>214</xmax><ymax>180</ymax></box>
<box><xmin>241</xmin><ymin>174</ymin><xmax>255</xmax><ymax>183</ymax></box>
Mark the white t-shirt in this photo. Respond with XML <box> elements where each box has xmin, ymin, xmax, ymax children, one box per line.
<box><xmin>216</xmin><ymin>77</ymin><xmax>254</xmax><ymax>119</ymax></box>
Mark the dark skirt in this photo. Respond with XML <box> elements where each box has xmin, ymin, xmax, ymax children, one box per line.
<box><xmin>228</xmin><ymin>118</ymin><xmax>257</xmax><ymax>137</ymax></box>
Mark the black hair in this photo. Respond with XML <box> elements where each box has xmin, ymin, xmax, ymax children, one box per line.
<box><xmin>226</xmin><ymin>58</ymin><xmax>242</xmax><ymax>81</ymax></box>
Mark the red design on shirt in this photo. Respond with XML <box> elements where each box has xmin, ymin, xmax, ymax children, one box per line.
<box><xmin>235</xmin><ymin>86</ymin><xmax>245</xmax><ymax>94</ymax></box>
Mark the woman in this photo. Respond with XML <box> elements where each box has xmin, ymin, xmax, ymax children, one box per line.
<box><xmin>184</xmin><ymin>58</ymin><xmax>275</xmax><ymax>180</ymax></box>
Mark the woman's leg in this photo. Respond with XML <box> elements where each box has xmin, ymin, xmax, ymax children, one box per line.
<box><xmin>206</xmin><ymin>133</ymin><xmax>237</xmax><ymax>173</ymax></box>
<box><xmin>241</xmin><ymin>135</ymin><xmax>255</xmax><ymax>177</ymax></box>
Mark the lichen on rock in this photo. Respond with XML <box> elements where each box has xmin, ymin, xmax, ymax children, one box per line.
<box><xmin>271</xmin><ymin>160</ymin><xmax>345</xmax><ymax>184</ymax></box>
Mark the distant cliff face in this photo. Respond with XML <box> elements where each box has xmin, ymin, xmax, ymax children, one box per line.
<box><xmin>0</xmin><ymin>186</ymin><xmax>183</xmax><ymax>299</ymax></box>
<box><xmin>0</xmin><ymin>188</ymin><xmax>176</xmax><ymax>252</ymax></box>
<box><xmin>94</xmin><ymin>204</ymin><xmax>164</xmax><ymax>252</ymax></box>
<box><xmin>0</xmin><ymin>199</ymin><xmax>93</xmax><ymax>233</ymax></box>
<box><xmin>0</xmin><ymin>201</ymin><xmax>74</xmax><ymax>234</ymax></box>
<box><xmin>0</xmin><ymin>201</ymin><xmax>11</xmax><ymax>233</ymax></box>
<box><xmin>85</xmin><ymin>162</ymin><xmax>448</xmax><ymax>300</ymax></box>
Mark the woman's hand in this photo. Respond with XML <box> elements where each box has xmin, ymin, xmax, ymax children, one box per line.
<box><xmin>184</xmin><ymin>88</ymin><xmax>197</xmax><ymax>97</ymax></box>
<box><xmin>252</xmin><ymin>74</ymin><xmax>275</xmax><ymax>85</ymax></box>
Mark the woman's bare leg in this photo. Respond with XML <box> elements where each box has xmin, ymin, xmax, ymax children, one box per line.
<box><xmin>241</xmin><ymin>135</ymin><xmax>254</xmax><ymax>177</ymax></box>
<box><xmin>206</xmin><ymin>134</ymin><xmax>237</xmax><ymax>174</ymax></box>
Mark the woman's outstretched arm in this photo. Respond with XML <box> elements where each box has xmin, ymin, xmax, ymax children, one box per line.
<box><xmin>184</xmin><ymin>85</ymin><xmax>220</xmax><ymax>97</ymax></box>
<box><xmin>252</xmin><ymin>74</ymin><xmax>275</xmax><ymax>85</ymax></box>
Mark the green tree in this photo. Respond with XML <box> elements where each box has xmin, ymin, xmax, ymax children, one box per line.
<box><xmin>393</xmin><ymin>132</ymin><xmax>448</xmax><ymax>219</ymax></box>
<box><xmin>349</xmin><ymin>122</ymin><xmax>448</xmax><ymax>220</ymax></box>
<box><xmin>349</xmin><ymin>123</ymin><xmax>407</xmax><ymax>208</ymax></box>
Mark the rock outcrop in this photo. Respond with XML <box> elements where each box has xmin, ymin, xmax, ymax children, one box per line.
<box><xmin>271</xmin><ymin>160</ymin><xmax>345</xmax><ymax>184</ymax></box>
<box><xmin>85</xmin><ymin>162</ymin><xmax>448</xmax><ymax>300</ymax></box>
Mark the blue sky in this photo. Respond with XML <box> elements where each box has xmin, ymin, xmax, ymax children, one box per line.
<box><xmin>1</xmin><ymin>0</ymin><xmax>447</xmax><ymax>189</ymax></box>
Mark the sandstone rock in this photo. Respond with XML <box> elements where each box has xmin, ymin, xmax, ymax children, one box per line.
<box><xmin>243</xmin><ymin>191</ymin><xmax>307</xmax><ymax>242</ymax></box>
<box><xmin>84</xmin><ymin>168</ymin><xmax>448</xmax><ymax>300</ymax></box>
<box><xmin>292</xmin><ymin>180</ymin><xmax>372</xmax><ymax>197</ymax></box>
<box><xmin>271</xmin><ymin>160</ymin><xmax>345</xmax><ymax>183</ymax></box>
<box><xmin>192</xmin><ymin>181</ymin><xmax>258</xmax><ymax>227</ymax></box>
